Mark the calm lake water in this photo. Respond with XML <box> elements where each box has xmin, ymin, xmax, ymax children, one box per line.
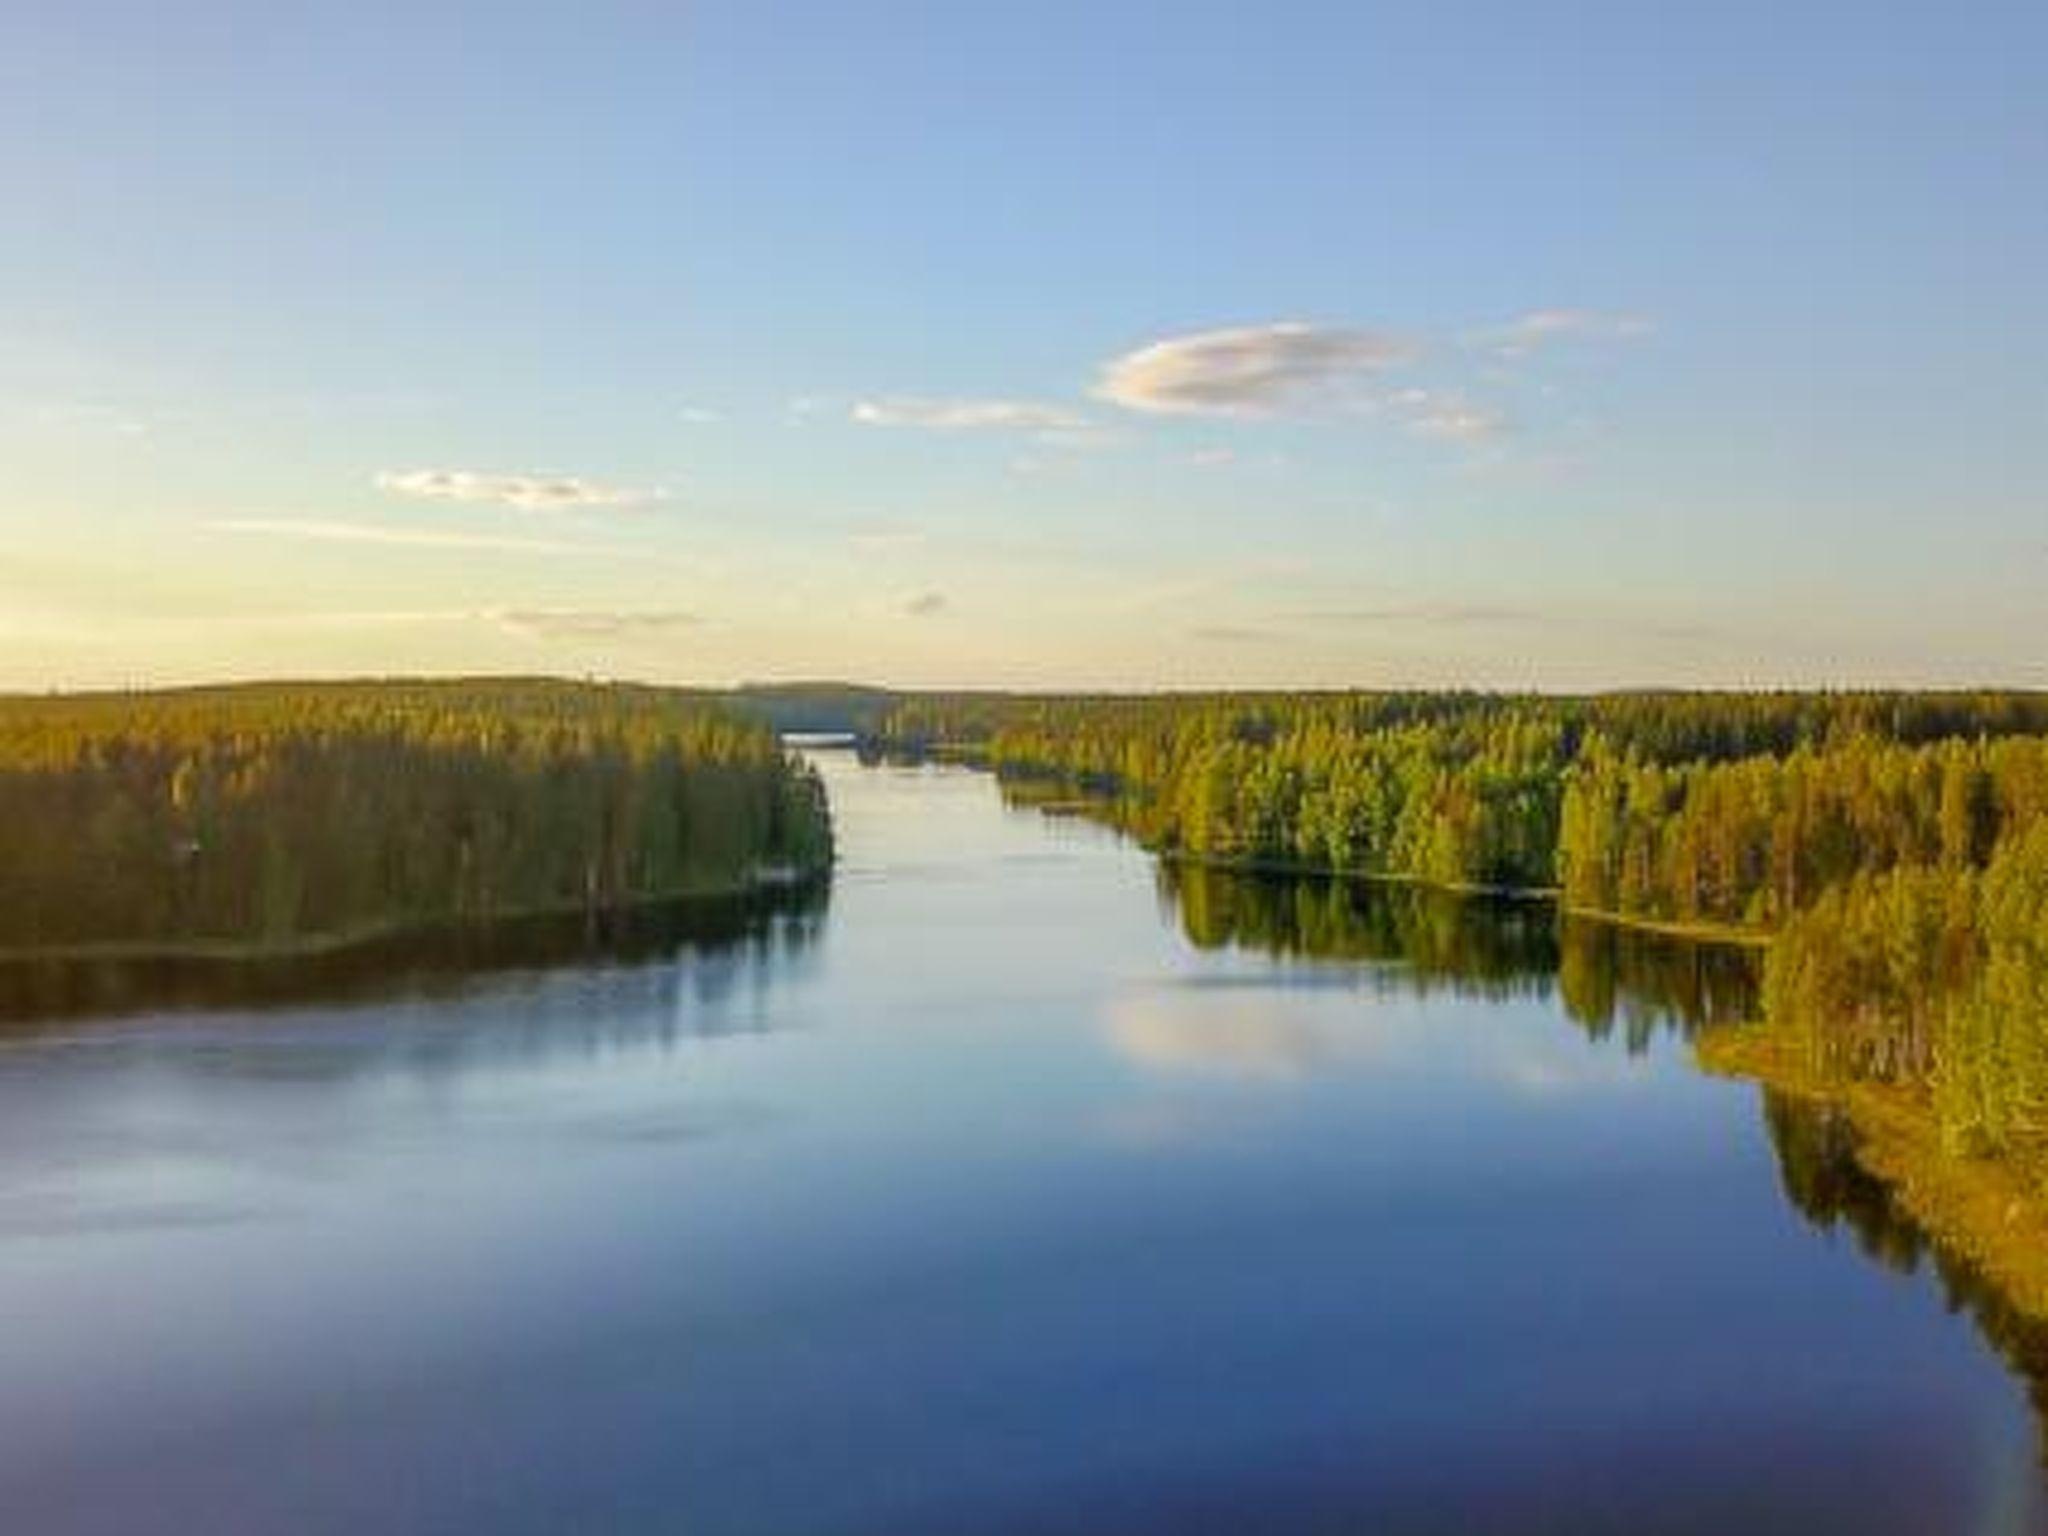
<box><xmin>3</xmin><ymin>750</ymin><xmax>2045</xmax><ymax>1534</ymax></box>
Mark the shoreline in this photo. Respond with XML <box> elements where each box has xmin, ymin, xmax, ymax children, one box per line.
<box><xmin>0</xmin><ymin>866</ymin><xmax>830</xmax><ymax>968</ymax></box>
<box><xmin>1697</xmin><ymin>1025</ymin><xmax>2048</xmax><ymax>1322</ymax></box>
<box><xmin>1007</xmin><ymin>789</ymin><xmax>1779</xmax><ymax>952</ymax></box>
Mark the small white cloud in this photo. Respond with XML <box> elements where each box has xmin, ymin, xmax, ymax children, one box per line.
<box><xmin>206</xmin><ymin>518</ymin><xmax>573</xmax><ymax>554</ymax></box>
<box><xmin>1471</xmin><ymin>309</ymin><xmax>1653</xmax><ymax>360</ymax></box>
<box><xmin>851</xmin><ymin>397</ymin><xmax>1089</xmax><ymax>432</ymax></box>
<box><xmin>677</xmin><ymin>406</ymin><xmax>722</xmax><ymax>424</ymax></box>
<box><xmin>1187</xmin><ymin>446</ymin><xmax>1237</xmax><ymax>468</ymax></box>
<box><xmin>1095</xmin><ymin>322</ymin><xmax>1419</xmax><ymax>417</ymax></box>
<box><xmin>374</xmin><ymin>469</ymin><xmax>657</xmax><ymax>512</ymax></box>
<box><xmin>903</xmin><ymin>590</ymin><xmax>948</xmax><ymax>617</ymax></box>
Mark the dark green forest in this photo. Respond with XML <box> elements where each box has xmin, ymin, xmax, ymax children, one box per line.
<box><xmin>0</xmin><ymin>680</ymin><xmax>831</xmax><ymax>951</ymax></box>
<box><xmin>874</xmin><ymin>689</ymin><xmax>2048</xmax><ymax>909</ymax></box>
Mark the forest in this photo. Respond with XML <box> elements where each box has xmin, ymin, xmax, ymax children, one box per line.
<box><xmin>875</xmin><ymin>689</ymin><xmax>2048</xmax><ymax>911</ymax></box>
<box><xmin>0</xmin><ymin>679</ymin><xmax>832</xmax><ymax>952</ymax></box>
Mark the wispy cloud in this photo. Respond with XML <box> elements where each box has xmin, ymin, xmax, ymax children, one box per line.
<box><xmin>193</xmin><ymin>604</ymin><xmax>702</xmax><ymax>642</ymax></box>
<box><xmin>23</xmin><ymin>402</ymin><xmax>153</xmax><ymax>437</ymax></box>
<box><xmin>1469</xmin><ymin>309</ymin><xmax>1653</xmax><ymax>360</ymax></box>
<box><xmin>845</xmin><ymin>518</ymin><xmax>928</xmax><ymax>551</ymax></box>
<box><xmin>852</xmin><ymin>397</ymin><xmax>1089</xmax><ymax>431</ymax></box>
<box><xmin>1297</xmin><ymin>602</ymin><xmax>1551</xmax><ymax>629</ymax></box>
<box><xmin>374</xmin><ymin>469</ymin><xmax>658</xmax><ymax>511</ymax></box>
<box><xmin>1095</xmin><ymin>323</ymin><xmax>1419</xmax><ymax>417</ymax></box>
<box><xmin>1189</xmin><ymin>624</ymin><xmax>1283</xmax><ymax>643</ymax></box>
<box><xmin>492</xmin><ymin>608</ymin><xmax>700</xmax><ymax>641</ymax></box>
<box><xmin>677</xmin><ymin>406</ymin><xmax>722</xmax><ymax>424</ymax></box>
<box><xmin>1385</xmin><ymin>388</ymin><xmax>1508</xmax><ymax>443</ymax></box>
<box><xmin>206</xmin><ymin>518</ymin><xmax>574</xmax><ymax>554</ymax></box>
<box><xmin>230</xmin><ymin>607</ymin><xmax>492</xmax><ymax>630</ymax></box>
<box><xmin>1291</xmin><ymin>601</ymin><xmax>1731</xmax><ymax>649</ymax></box>
<box><xmin>903</xmin><ymin>590</ymin><xmax>948</xmax><ymax>617</ymax></box>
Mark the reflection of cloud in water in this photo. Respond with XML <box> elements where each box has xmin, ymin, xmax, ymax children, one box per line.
<box><xmin>1093</xmin><ymin>1096</ymin><xmax>1261</xmax><ymax>1151</ymax></box>
<box><xmin>0</xmin><ymin>1193</ymin><xmax>274</xmax><ymax>1240</ymax></box>
<box><xmin>1163</xmin><ymin>968</ymin><xmax>1398</xmax><ymax>994</ymax></box>
<box><xmin>1106</xmin><ymin>974</ymin><xmax>1654</xmax><ymax>1098</ymax></box>
<box><xmin>1105</xmin><ymin>979</ymin><xmax>1388</xmax><ymax>1082</ymax></box>
<box><xmin>1496</xmin><ymin>1044</ymin><xmax>1649</xmax><ymax>1098</ymax></box>
<box><xmin>540</xmin><ymin>1097</ymin><xmax>781</xmax><ymax>1148</ymax></box>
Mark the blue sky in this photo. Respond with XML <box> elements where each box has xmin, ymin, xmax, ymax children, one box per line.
<box><xmin>3</xmin><ymin>1</ymin><xmax>2043</xmax><ymax>689</ymax></box>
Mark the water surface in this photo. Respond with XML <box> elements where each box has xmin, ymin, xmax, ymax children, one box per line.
<box><xmin>2</xmin><ymin>752</ymin><xmax>2043</xmax><ymax>1534</ymax></box>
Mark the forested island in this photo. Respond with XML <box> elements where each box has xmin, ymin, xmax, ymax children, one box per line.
<box><xmin>0</xmin><ymin>680</ymin><xmax>832</xmax><ymax>954</ymax></box>
<box><xmin>861</xmin><ymin>687</ymin><xmax>2048</xmax><ymax>1317</ymax></box>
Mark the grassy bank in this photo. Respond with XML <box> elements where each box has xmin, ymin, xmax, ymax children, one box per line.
<box><xmin>1698</xmin><ymin>1025</ymin><xmax>2048</xmax><ymax>1320</ymax></box>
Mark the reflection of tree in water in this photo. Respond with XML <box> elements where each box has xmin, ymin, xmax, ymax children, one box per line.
<box><xmin>1161</xmin><ymin>863</ymin><xmax>1556</xmax><ymax>997</ymax></box>
<box><xmin>1765</xmin><ymin>1091</ymin><xmax>1926</xmax><ymax>1273</ymax></box>
<box><xmin>1765</xmin><ymin>1088</ymin><xmax>2048</xmax><ymax>1464</ymax></box>
<box><xmin>0</xmin><ymin>881</ymin><xmax>829</xmax><ymax>1038</ymax></box>
<box><xmin>1556</xmin><ymin>916</ymin><xmax>1758</xmax><ymax>1052</ymax></box>
<box><xmin>1157</xmin><ymin>863</ymin><xmax>1759</xmax><ymax>1050</ymax></box>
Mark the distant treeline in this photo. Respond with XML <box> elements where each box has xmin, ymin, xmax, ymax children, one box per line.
<box><xmin>874</xmin><ymin>689</ymin><xmax>2048</xmax><ymax>906</ymax></box>
<box><xmin>0</xmin><ymin>680</ymin><xmax>832</xmax><ymax>951</ymax></box>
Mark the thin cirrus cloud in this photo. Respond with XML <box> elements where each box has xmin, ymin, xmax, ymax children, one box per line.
<box><xmin>209</xmin><ymin>605</ymin><xmax>699</xmax><ymax>641</ymax></box>
<box><xmin>851</xmin><ymin>397</ymin><xmax>1089</xmax><ymax>431</ymax></box>
<box><xmin>1385</xmin><ymin>388</ymin><xmax>1507</xmax><ymax>443</ymax></box>
<box><xmin>374</xmin><ymin>469</ymin><xmax>657</xmax><ymax>511</ymax></box>
<box><xmin>1470</xmin><ymin>308</ymin><xmax>1653</xmax><ymax>360</ymax></box>
<box><xmin>1298</xmin><ymin>602</ymin><xmax>1553</xmax><ymax>628</ymax></box>
<box><xmin>492</xmin><ymin>608</ymin><xmax>701</xmax><ymax>642</ymax></box>
<box><xmin>1292</xmin><ymin>603</ymin><xmax>1729</xmax><ymax>649</ymax></box>
<box><xmin>1094</xmin><ymin>322</ymin><xmax>1419</xmax><ymax>417</ymax></box>
<box><xmin>206</xmin><ymin>518</ymin><xmax>576</xmax><ymax>554</ymax></box>
<box><xmin>845</xmin><ymin>518</ymin><xmax>928</xmax><ymax>551</ymax></box>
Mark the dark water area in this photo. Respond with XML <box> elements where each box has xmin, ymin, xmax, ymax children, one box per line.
<box><xmin>1</xmin><ymin>752</ymin><xmax>2043</xmax><ymax>1534</ymax></box>
<box><xmin>0</xmin><ymin>887</ymin><xmax>829</xmax><ymax>1029</ymax></box>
